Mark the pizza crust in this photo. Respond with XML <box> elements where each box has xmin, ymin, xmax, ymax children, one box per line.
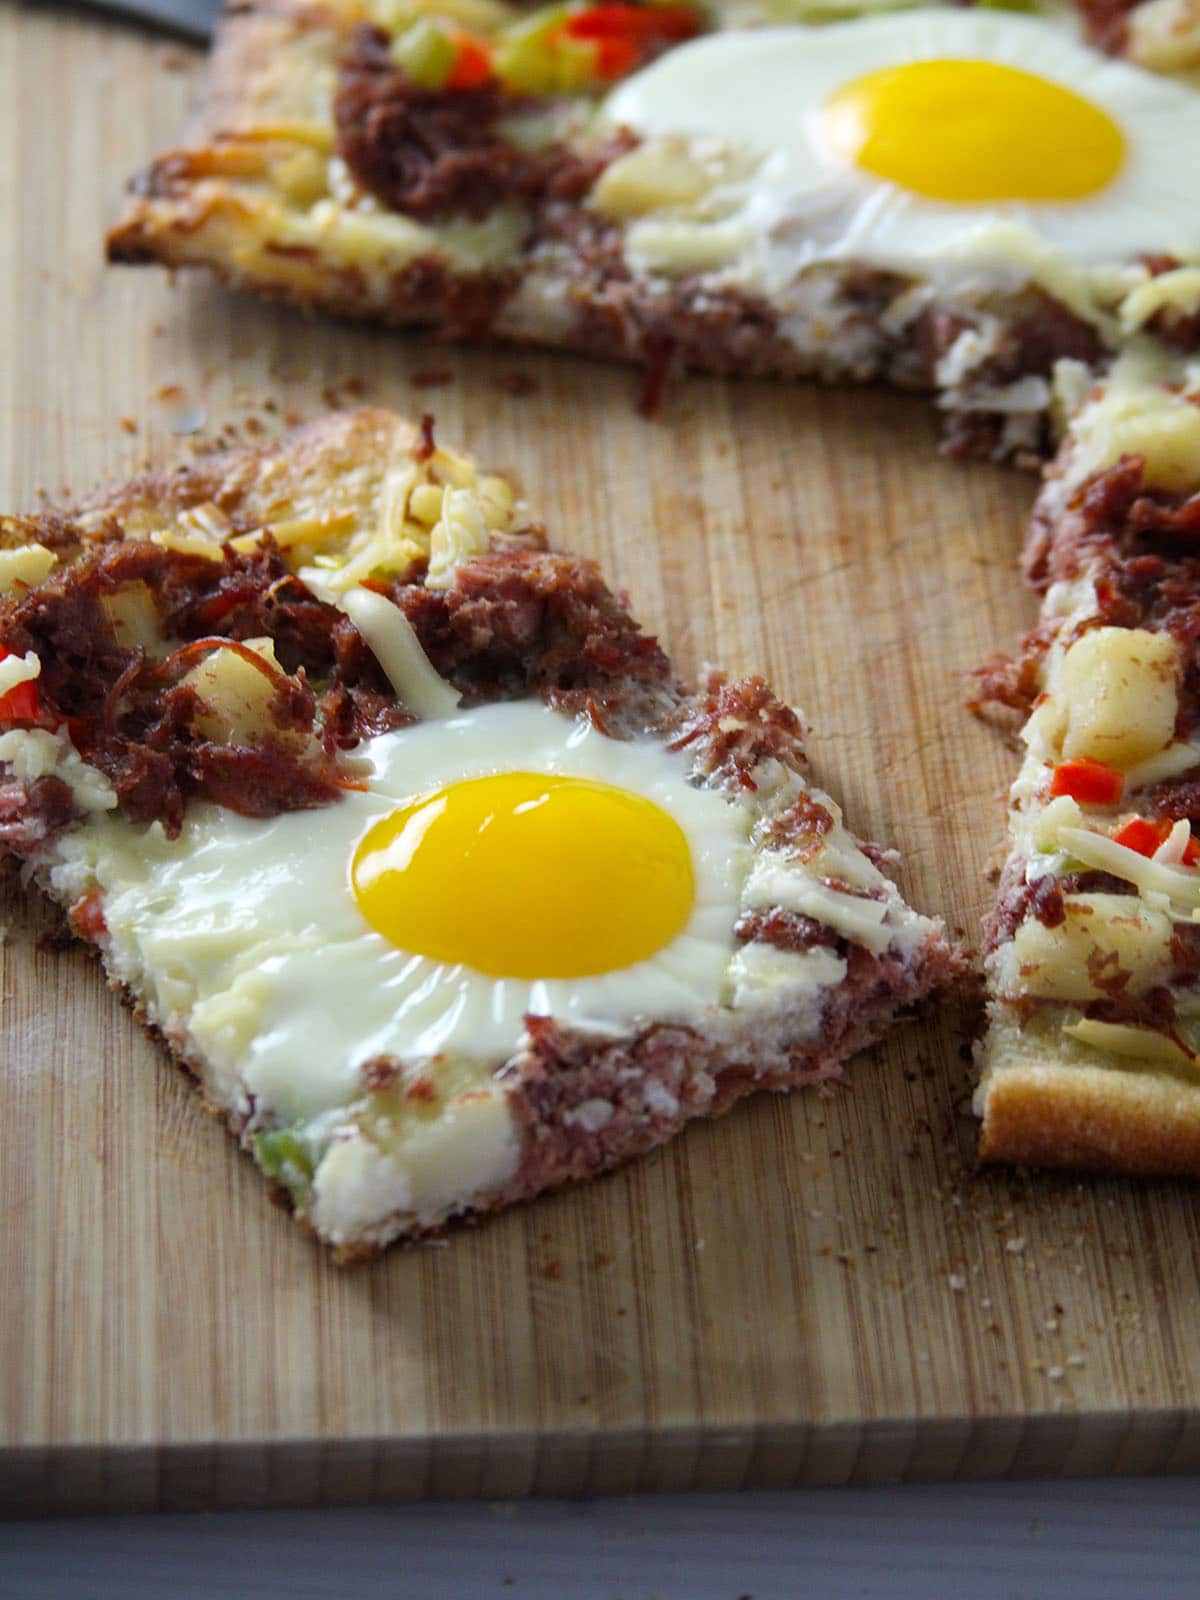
<box><xmin>978</xmin><ymin>1058</ymin><xmax>1200</xmax><ymax>1178</ymax></box>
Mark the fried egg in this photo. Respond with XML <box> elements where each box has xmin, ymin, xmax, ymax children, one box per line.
<box><xmin>604</xmin><ymin>10</ymin><xmax>1200</xmax><ymax>281</ymax></box>
<box><xmin>52</xmin><ymin>701</ymin><xmax>751</xmax><ymax>1125</ymax></box>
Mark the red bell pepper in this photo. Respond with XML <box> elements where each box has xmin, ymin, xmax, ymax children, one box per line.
<box><xmin>1112</xmin><ymin>814</ymin><xmax>1200</xmax><ymax>865</ymax></box>
<box><xmin>447</xmin><ymin>31</ymin><xmax>494</xmax><ymax>89</ymax></box>
<box><xmin>1049</xmin><ymin>757</ymin><xmax>1124</xmax><ymax>806</ymax></box>
<box><xmin>562</xmin><ymin>3</ymin><xmax>701</xmax><ymax>42</ymax></box>
<box><xmin>557</xmin><ymin>3</ymin><xmax>702</xmax><ymax>79</ymax></box>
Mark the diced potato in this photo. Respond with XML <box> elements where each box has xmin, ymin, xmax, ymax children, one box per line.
<box><xmin>368</xmin><ymin>0</ymin><xmax>511</xmax><ymax>34</ymax></box>
<box><xmin>0</xmin><ymin>542</ymin><xmax>56</xmax><ymax>596</ymax></box>
<box><xmin>592</xmin><ymin>137</ymin><xmax>721</xmax><ymax>221</ymax></box>
<box><xmin>273</xmin><ymin>146</ymin><xmax>330</xmax><ymax>208</ymax></box>
<box><xmin>1071</xmin><ymin>369</ymin><xmax>1200</xmax><ymax>495</ymax></box>
<box><xmin>625</xmin><ymin>216</ymin><xmax>749</xmax><ymax>278</ymax></box>
<box><xmin>0</xmin><ymin>651</ymin><xmax>39</xmax><ymax>697</ymax></box>
<box><xmin>100</xmin><ymin>582</ymin><xmax>165</xmax><ymax>657</ymax></box>
<box><xmin>998</xmin><ymin>892</ymin><xmax>1173</xmax><ymax>1002</ymax></box>
<box><xmin>1031</xmin><ymin>794</ymin><xmax>1083</xmax><ymax>853</ymax></box>
<box><xmin>1128</xmin><ymin>0</ymin><xmax>1200</xmax><ymax>70</ymax></box>
<box><xmin>476</xmin><ymin>474</ymin><xmax>514</xmax><ymax>530</ymax></box>
<box><xmin>409</xmin><ymin>484</ymin><xmax>446</xmax><ymax>526</ymax></box>
<box><xmin>1057</xmin><ymin>626</ymin><xmax>1180</xmax><ymax>771</ymax></box>
<box><xmin>182</xmin><ymin>637</ymin><xmax>286</xmax><ymax>745</ymax></box>
<box><xmin>1119</xmin><ymin>267</ymin><xmax>1200</xmax><ymax>335</ymax></box>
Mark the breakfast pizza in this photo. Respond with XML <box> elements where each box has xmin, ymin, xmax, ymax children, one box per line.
<box><xmin>0</xmin><ymin>410</ymin><xmax>958</xmax><ymax>1257</ymax></box>
<box><xmin>108</xmin><ymin>1</ymin><xmax>1200</xmax><ymax>459</ymax></box>
<box><xmin>973</xmin><ymin>343</ymin><xmax>1200</xmax><ymax>1175</ymax></box>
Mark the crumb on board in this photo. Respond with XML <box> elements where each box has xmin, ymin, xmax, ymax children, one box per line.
<box><xmin>497</xmin><ymin>371</ymin><xmax>539</xmax><ymax>397</ymax></box>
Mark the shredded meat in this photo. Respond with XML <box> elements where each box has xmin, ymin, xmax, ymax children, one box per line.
<box><xmin>0</xmin><ymin>775</ymin><xmax>76</xmax><ymax>858</ymax></box>
<box><xmin>984</xmin><ymin>865</ymin><xmax>1066</xmax><ymax>953</ymax></box>
<box><xmin>396</xmin><ymin>544</ymin><xmax>673</xmax><ymax>726</ymax></box>
<box><xmin>735</xmin><ymin>907</ymin><xmax>842</xmax><ymax>954</ymax></box>
<box><xmin>1031</xmin><ymin>457</ymin><xmax>1200</xmax><ymax>593</ymax></box>
<box><xmin>0</xmin><ymin>539</ymin><xmax>412</xmax><ymax>837</ymax></box>
<box><xmin>541</xmin><ymin>206</ymin><xmax>796</xmax><ymax>388</ymax></box>
<box><xmin>335</xmin><ymin>27</ymin><xmax>634</xmax><ymax>222</ymax></box>
<box><xmin>1172</xmin><ymin>922</ymin><xmax>1200</xmax><ymax>983</ymax></box>
<box><xmin>1074</xmin><ymin>0</ymin><xmax>1135</xmax><ymax>51</ymax></box>
<box><xmin>1148</xmin><ymin>777</ymin><xmax>1200</xmax><ymax>823</ymax></box>
<box><xmin>1083</xmin><ymin>989</ymin><xmax>1182</xmax><ymax>1033</ymax></box>
<box><xmin>968</xmin><ymin>623</ymin><xmax>1057</xmax><ymax>726</ymax></box>
<box><xmin>666</xmin><ymin>673</ymin><xmax>807</xmax><ymax>791</ymax></box>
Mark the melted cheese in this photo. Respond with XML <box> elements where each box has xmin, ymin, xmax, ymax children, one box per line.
<box><xmin>337</xmin><ymin>585</ymin><xmax>461</xmax><ymax>719</ymax></box>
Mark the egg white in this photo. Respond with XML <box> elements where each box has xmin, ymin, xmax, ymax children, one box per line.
<box><xmin>604</xmin><ymin>10</ymin><xmax>1200</xmax><ymax>279</ymax></box>
<box><xmin>52</xmin><ymin>701</ymin><xmax>751</xmax><ymax>1125</ymax></box>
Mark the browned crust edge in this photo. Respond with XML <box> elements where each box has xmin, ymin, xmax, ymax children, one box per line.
<box><xmin>107</xmin><ymin>1</ymin><xmax>336</xmax><ymax>262</ymax></box>
<box><xmin>978</xmin><ymin>1061</ymin><xmax>1200</xmax><ymax>1179</ymax></box>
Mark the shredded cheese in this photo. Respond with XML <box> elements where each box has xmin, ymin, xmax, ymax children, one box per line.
<box><xmin>1063</xmin><ymin>1018</ymin><xmax>1197</xmax><ymax>1070</ymax></box>
<box><xmin>338</xmin><ymin>587</ymin><xmax>461</xmax><ymax>720</ymax></box>
<box><xmin>1058</xmin><ymin>825</ymin><xmax>1200</xmax><ymax>909</ymax></box>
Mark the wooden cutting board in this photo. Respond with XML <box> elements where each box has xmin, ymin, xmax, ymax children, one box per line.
<box><xmin>4</xmin><ymin>2</ymin><xmax>1200</xmax><ymax>1516</ymax></box>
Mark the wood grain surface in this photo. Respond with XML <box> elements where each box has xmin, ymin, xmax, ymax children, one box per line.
<box><xmin>4</xmin><ymin>1</ymin><xmax>1200</xmax><ymax>1515</ymax></box>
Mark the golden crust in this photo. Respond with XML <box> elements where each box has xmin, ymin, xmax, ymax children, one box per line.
<box><xmin>67</xmin><ymin>408</ymin><xmax>418</xmax><ymax>532</ymax></box>
<box><xmin>107</xmin><ymin>0</ymin><xmax>522</xmax><ymax>326</ymax></box>
<box><xmin>978</xmin><ymin>1060</ymin><xmax>1200</xmax><ymax>1178</ymax></box>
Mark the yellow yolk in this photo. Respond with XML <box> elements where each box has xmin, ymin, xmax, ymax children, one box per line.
<box><xmin>351</xmin><ymin>771</ymin><xmax>696</xmax><ymax>979</ymax></box>
<box><xmin>821</xmin><ymin>59</ymin><xmax>1126</xmax><ymax>202</ymax></box>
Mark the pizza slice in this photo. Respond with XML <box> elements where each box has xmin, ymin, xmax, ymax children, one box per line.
<box><xmin>0</xmin><ymin>410</ymin><xmax>958</xmax><ymax>1257</ymax></box>
<box><xmin>973</xmin><ymin>344</ymin><xmax>1200</xmax><ymax>1174</ymax></box>
<box><xmin>107</xmin><ymin>1</ymin><xmax>1200</xmax><ymax>460</ymax></box>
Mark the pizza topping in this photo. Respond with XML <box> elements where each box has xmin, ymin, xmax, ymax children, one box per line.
<box><xmin>0</xmin><ymin>648</ymin><xmax>44</xmax><ymax>725</ymax></box>
<box><xmin>1111</xmin><ymin>813</ymin><xmax>1200</xmax><ymax>864</ymax></box>
<box><xmin>0</xmin><ymin>542</ymin><xmax>408</xmax><ymax>836</ymax></box>
<box><xmin>1049</xmin><ymin>756</ymin><xmax>1125</xmax><ymax>805</ymax></box>
<box><xmin>0</xmin><ymin>541</ymin><xmax>57</xmax><ymax>597</ymax></box>
<box><xmin>1054</xmin><ymin>625</ymin><xmax>1181</xmax><ymax>771</ymax></box>
<box><xmin>334</xmin><ymin>585</ymin><xmax>461</xmax><ymax>720</ymax></box>
<box><xmin>335</xmin><ymin>24</ymin><xmax>638</xmax><ymax>220</ymax></box>
<box><xmin>997</xmin><ymin>892</ymin><xmax>1175</xmax><ymax>1001</ymax></box>
<box><xmin>0</xmin><ymin>773</ymin><xmax>77</xmax><ymax>857</ymax></box>
<box><xmin>1062</xmin><ymin>1016</ymin><xmax>1197</xmax><ymax>1068</ymax></box>
<box><xmin>1057</xmin><ymin>823</ymin><xmax>1200</xmax><ymax>910</ymax></box>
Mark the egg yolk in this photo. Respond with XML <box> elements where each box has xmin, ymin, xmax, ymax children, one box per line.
<box><xmin>351</xmin><ymin>771</ymin><xmax>696</xmax><ymax>979</ymax></box>
<box><xmin>821</xmin><ymin>59</ymin><xmax>1126</xmax><ymax>203</ymax></box>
